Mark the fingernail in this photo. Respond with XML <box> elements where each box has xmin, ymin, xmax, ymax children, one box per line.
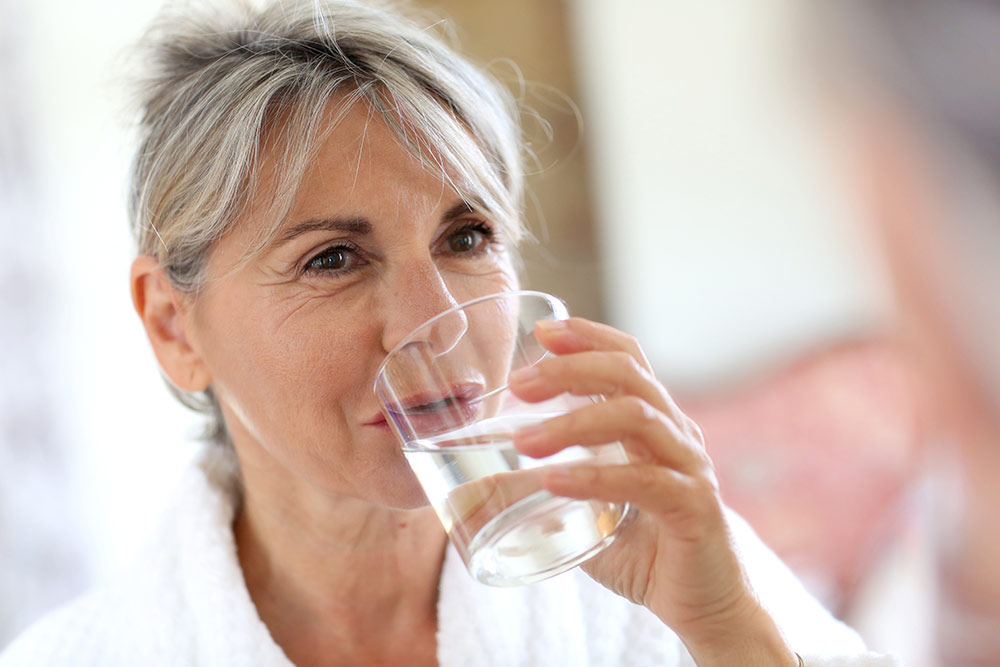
<box><xmin>509</xmin><ymin>366</ymin><xmax>540</xmax><ymax>385</ymax></box>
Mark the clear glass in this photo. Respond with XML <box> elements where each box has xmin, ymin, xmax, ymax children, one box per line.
<box><xmin>374</xmin><ymin>290</ymin><xmax>632</xmax><ymax>586</ymax></box>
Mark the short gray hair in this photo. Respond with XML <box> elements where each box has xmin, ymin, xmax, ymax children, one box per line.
<box><xmin>128</xmin><ymin>0</ymin><xmax>526</xmax><ymax>445</ymax></box>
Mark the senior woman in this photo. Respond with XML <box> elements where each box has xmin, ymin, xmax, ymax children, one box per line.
<box><xmin>2</xmin><ymin>1</ymin><xmax>890</xmax><ymax>666</ymax></box>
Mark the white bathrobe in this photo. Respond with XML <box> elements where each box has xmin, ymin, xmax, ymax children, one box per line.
<box><xmin>0</xmin><ymin>446</ymin><xmax>896</xmax><ymax>666</ymax></box>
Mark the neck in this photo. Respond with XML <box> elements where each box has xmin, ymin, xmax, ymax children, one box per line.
<box><xmin>232</xmin><ymin>456</ymin><xmax>448</xmax><ymax>664</ymax></box>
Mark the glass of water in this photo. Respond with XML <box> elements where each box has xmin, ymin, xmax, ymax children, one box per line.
<box><xmin>373</xmin><ymin>290</ymin><xmax>632</xmax><ymax>586</ymax></box>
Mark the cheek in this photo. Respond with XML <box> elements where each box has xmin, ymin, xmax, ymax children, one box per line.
<box><xmin>451</xmin><ymin>281</ymin><xmax>523</xmax><ymax>396</ymax></box>
<box><xmin>198</xmin><ymin>294</ymin><xmax>377</xmax><ymax>444</ymax></box>
<box><xmin>448</xmin><ymin>259</ymin><xmax>519</xmax><ymax>303</ymax></box>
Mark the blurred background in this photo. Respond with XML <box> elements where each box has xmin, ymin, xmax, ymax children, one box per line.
<box><xmin>3</xmin><ymin>1</ymin><xmax>998</xmax><ymax>665</ymax></box>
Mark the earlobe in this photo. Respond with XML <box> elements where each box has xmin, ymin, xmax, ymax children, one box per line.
<box><xmin>130</xmin><ymin>255</ymin><xmax>212</xmax><ymax>393</ymax></box>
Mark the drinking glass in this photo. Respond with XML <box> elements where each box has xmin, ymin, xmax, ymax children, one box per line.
<box><xmin>373</xmin><ymin>290</ymin><xmax>632</xmax><ymax>586</ymax></box>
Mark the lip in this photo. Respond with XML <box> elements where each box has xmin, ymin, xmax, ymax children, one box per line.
<box><xmin>369</xmin><ymin>382</ymin><xmax>485</xmax><ymax>436</ymax></box>
<box><xmin>388</xmin><ymin>382</ymin><xmax>484</xmax><ymax>413</ymax></box>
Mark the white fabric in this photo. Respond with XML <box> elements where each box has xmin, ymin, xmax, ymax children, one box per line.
<box><xmin>0</xmin><ymin>446</ymin><xmax>897</xmax><ymax>666</ymax></box>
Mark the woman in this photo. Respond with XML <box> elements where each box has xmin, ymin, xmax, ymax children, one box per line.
<box><xmin>1</xmin><ymin>1</ymin><xmax>890</xmax><ymax>665</ymax></box>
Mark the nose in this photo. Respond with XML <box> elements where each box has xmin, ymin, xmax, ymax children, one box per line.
<box><xmin>379</xmin><ymin>260</ymin><xmax>467</xmax><ymax>356</ymax></box>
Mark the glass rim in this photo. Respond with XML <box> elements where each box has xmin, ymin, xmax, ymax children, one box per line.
<box><xmin>372</xmin><ymin>289</ymin><xmax>567</xmax><ymax>396</ymax></box>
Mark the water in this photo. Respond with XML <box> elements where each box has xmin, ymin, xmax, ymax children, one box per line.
<box><xmin>405</xmin><ymin>412</ymin><xmax>630</xmax><ymax>586</ymax></box>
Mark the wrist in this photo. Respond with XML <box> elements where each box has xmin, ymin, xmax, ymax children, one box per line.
<box><xmin>680</xmin><ymin>600</ymin><xmax>798</xmax><ymax>667</ymax></box>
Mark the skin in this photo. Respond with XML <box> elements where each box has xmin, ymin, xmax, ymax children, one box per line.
<box><xmin>510</xmin><ymin>320</ymin><xmax>797</xmax><ymax>665</ymax></box>
<box><xmin>132</xmin><ymin>101</ymin><xmax>796</xmax><ymax>666</ymax></box>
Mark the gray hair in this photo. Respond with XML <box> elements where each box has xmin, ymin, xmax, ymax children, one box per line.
<box><xmin>128</xmin><ymin>0</ymin><xmax>527</xmax><ymax>445</ymax></box>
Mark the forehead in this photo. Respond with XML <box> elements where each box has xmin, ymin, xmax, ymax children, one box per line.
<box><xmin>213</xmin><ymin>96</ymin><xmax>504</xmax><ymax>275</ymax></box>
<box><xmin>276</xmin><ymin>102</ymin><xmax>458</xmax><ymax>224</ymax></box>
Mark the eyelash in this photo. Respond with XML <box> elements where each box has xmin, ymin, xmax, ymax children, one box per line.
<box><xmin>447</xmin><ymin>220</ymin><xmax>497</xmax><ymax>254</ymax></box>
<box><xmin>303</xmin><ymin>241</ymin><xmax>364</xmax><ymax>276</ymax></box>
<box><xmin>302</xmin><ymin>220</ymin><xmax>498</xmax><ymax>277</ymax></box>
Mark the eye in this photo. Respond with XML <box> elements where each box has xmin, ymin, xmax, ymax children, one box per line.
<box><xmin>304</xmin><ymin>244</ymin><xmax>362</xmax><ymax>274</ymax></box>
<box><xmin>446</xmin><ymin>222</ymin><xmax>494</xmax><ymax>254</ymax></box>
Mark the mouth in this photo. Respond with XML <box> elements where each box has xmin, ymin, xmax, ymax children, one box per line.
<box><xmin>369</xmin><ymin>382</ymin><xmax>485</xmax><ymax>435</ymax></box>
<box><xmin>391</xmin><ymin>383</ymin><xmax>484</xmax><ymax>413</ymax></box>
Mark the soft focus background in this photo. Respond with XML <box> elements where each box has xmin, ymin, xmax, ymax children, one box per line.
<box><xmin>0</xmin><ymin>0</ymin><xmax>973</xmax><ymax>663</ymax></box>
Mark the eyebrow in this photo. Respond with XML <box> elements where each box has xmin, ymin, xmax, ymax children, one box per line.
<box><xmin>441</xmin><ymin>200</ymin><xmax>476</xmax><ymax>222</ymax></box>
<box><xmin>272</xmin><ymin>200</ymin><xmax>479</xmax><ymax>248</ymax></box>
<box><xmin>274</xmin><ymin>216</ymin><xmax>372</xmax><ymax>246</ymax></box>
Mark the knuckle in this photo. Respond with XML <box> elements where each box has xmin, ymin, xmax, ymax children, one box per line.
<box><xmin>623</xmin><ymin>445</ymin><xmax>654</xmax><ymax>465</ymax></box>
<box><xmin>681</xmin><ymin>415</ymin><xmax>705</xmax><ymax>445</ymax></box>
<box><xmin>690</xmin><ymin>424</ymin><xmax>706</xmax><ymax>448</ymax></box>
<box><xmin>611</xmin><ymin>350</ymin><xmax>642</xmax><ymax>379</ymax></box>
<box><xmin>667</xmin><ymin>475</ymin><xmax>722</xmax><ymax>530</ymax></box>
<box><xmin>704</xmin><ymin>469</ymin><xmax>721</xmax><ymax>494</ymax></box>
<box><xmin>537</xmin><ymin>355</ymin><xmax>560</xmax><ymax>379</ymax></box>
<box><xmin>609</xmin><ymin>349</ymin><xmax>633</xmax><ymax>367</ymax></box>
<box><xmin>596</xmin><ymin>351</ymin><xmax>641</xmax><ymax>397</ymax></box>
<box><xmin>579</xmin><ymin>465</ymin><xmax>601</xmax><ymax>485</ymax></box>
<box><xmin>693</xmin><ymin>450</ymin><xmax>716</xmax><ymax>477</ymax></box>
<box><xmin>634</xmin><ymin>464</ymin><xmax>662</xmax><ymax>490</ymax></box>
<box><xmin>622</xmin><ymin>396</ymin><xmax>658</xmax><ymax>425</ymax></box>
<box><xmin>565</xmin><ymin>317</ymin><xmax>591</xmax><ymax>340</ymax></box>
<box><xmin>554</xmin><ymin>408</ymin><xmax>581</xmax><ymax>434</ymax></box>
<box><xmin>603</xmin><ymin>352</ymin><xmax>627</xmax><ymax>388</ymax></box>
<box><xmin>623</xmin><ymin>334</ymin><xmax>649</xmax><ymax>365</ymax></box>
<box><xmin>566</xmin><ymin>377</ymin><xmax>590</xmax><ymax>396</ymax></box>
<box><xmin>692</xmin><ymin>470</ymin><xmax>722</xmax><ymax>503</ymax></box>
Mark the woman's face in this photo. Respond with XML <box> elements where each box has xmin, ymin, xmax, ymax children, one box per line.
<box><xmin>183</xmin><ymin>103</ymin><xmax>518</xmax><ymax>508</ymax></box>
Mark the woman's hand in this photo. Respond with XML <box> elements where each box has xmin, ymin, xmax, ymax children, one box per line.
<box><xmin>509</xmin><ymin>318</ymin><xmax>798</xmax><ymax>667</ymax></box>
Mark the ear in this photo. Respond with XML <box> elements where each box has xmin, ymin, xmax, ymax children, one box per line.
<box><xmin>130</xmin><ymin>255</ymin><xmax>212</xmax><ymax>393</ymax></box>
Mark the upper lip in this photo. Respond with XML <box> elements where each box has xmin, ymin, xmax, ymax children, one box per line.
<box><xmin>365</xmin><ymin>382</ymin><xmax>485</xmax><ymax>425</ymax></box>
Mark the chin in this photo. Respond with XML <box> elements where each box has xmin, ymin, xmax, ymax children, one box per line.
<box><xmin>368</xmin><ymin>454</ymin><xmax>435</xmax><ymax>510</ymax></box>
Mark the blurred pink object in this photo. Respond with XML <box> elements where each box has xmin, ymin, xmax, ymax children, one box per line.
<box><xmin>680</xmin><ymin>339</ymin><xmax>923</xmax><ymax>615</ymax></box>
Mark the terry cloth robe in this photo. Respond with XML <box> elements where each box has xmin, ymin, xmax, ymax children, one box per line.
<box><xmin>0</xmin><ymin>446</ymin><xmax>897</xmax><ymax>666</ymax></box>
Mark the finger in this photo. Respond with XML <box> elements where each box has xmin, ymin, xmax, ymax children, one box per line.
<box><xmin>540</xmin><ymin>463</ymin><xmax>722</xmax><ymax>529</ymax></box>
<box><xmin>531</xmin><ymin>318</ymin><xmax>699</xmax><ymax>439</ymax></box>
<box><xmin>509</xmin><ymin>349</ymin><xmax>672</xmax><ymax>414</ymax></box>
<box><xmin>533</xmin><ymin>318</ymin><xmax>653</xmax><ymax>372</ymax></box>
<box><xmin>512</xmin><ymin>396</ymin><xmax>710</xmax><ymax>474</ymax></box>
